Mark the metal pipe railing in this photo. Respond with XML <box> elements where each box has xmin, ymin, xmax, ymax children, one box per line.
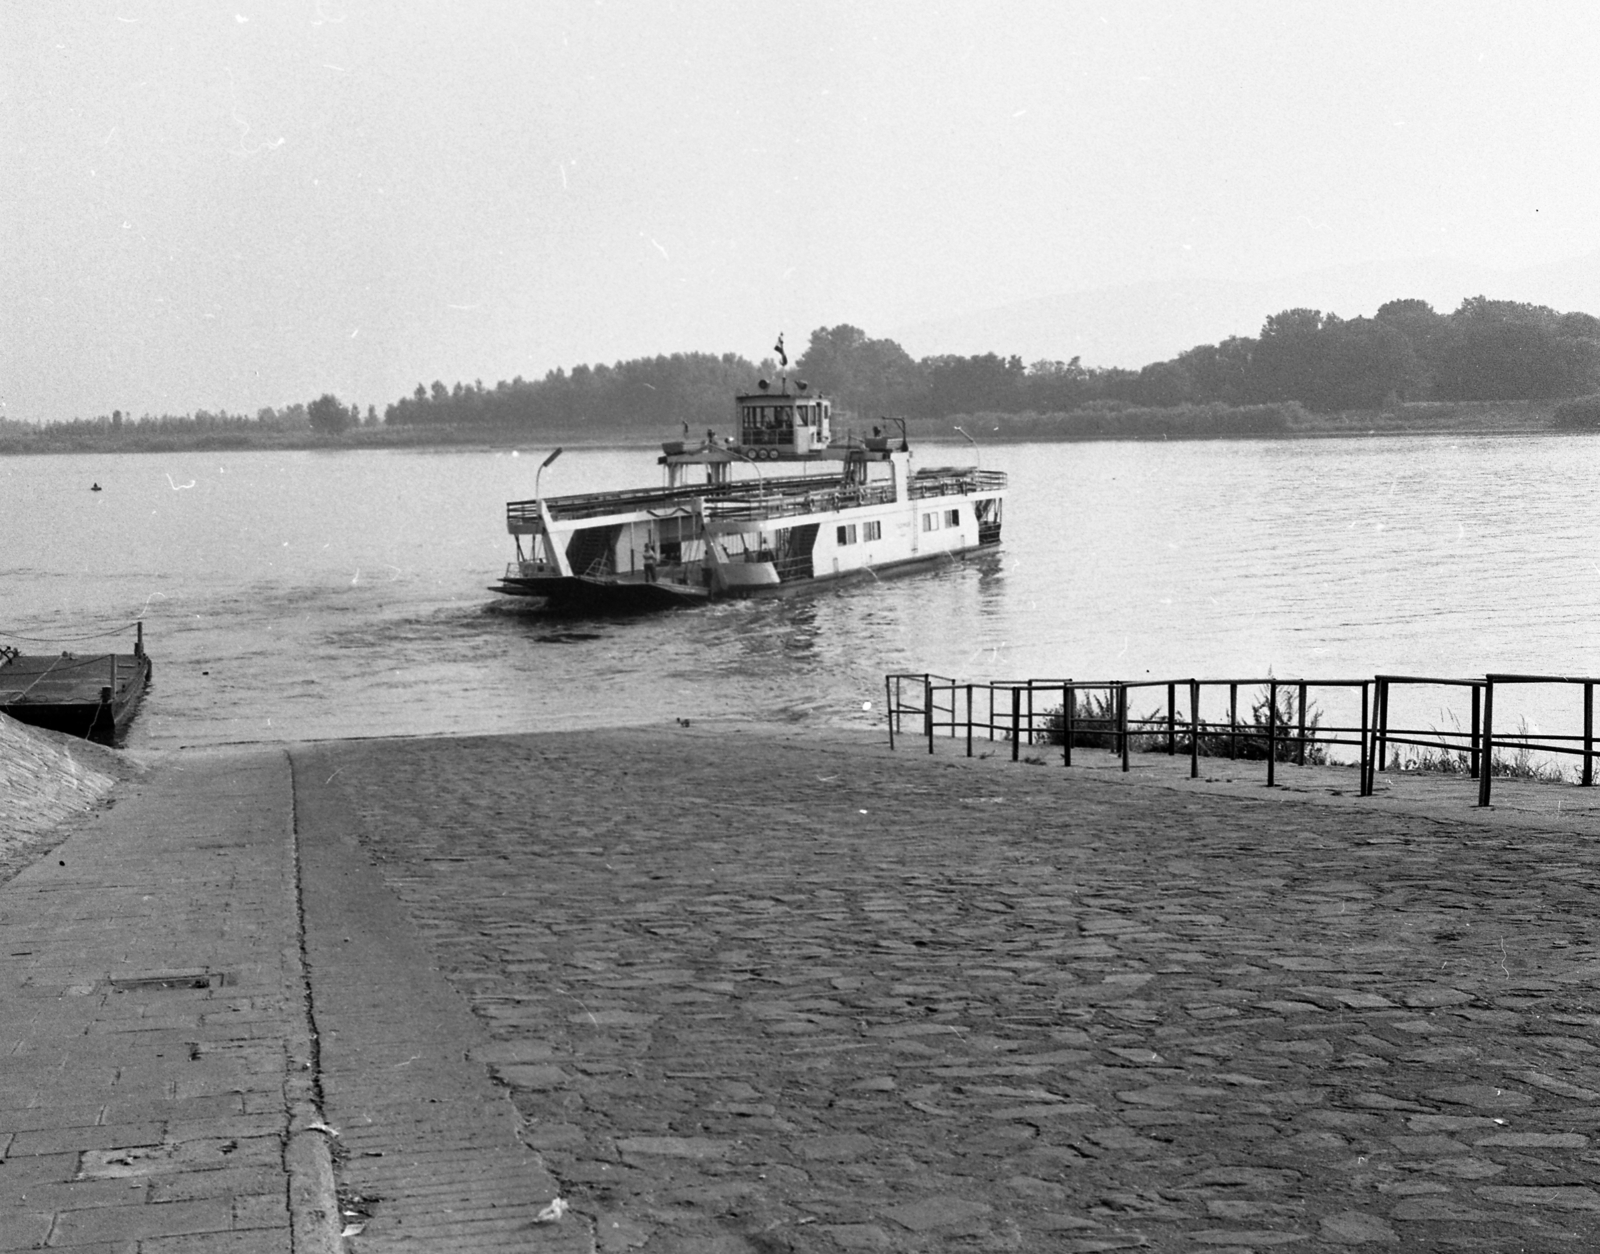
<box><xmin>886</xmin><ymin>673</ymin><xmax>1375</xmax><ymax>791</ymax></box>
<box><xmin>888</xmin><ymin>669</ymin><xmax>1600</xmax><ymax>807</ymax></box>
<box><xmin>1478</xmin><ymin>674</ymin><xmax>1600</xmax><ymax>806</ymax></box>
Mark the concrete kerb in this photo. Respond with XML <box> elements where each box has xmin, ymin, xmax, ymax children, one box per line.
<box><xmin>282</xmin><ymin>748</ymin><xmax>344</xmax><ymax>1254</ymax></box>
<box><xmin>287</xmin><ymin>741</ymin><xmax>587</xmax><ymax>1251</ymax></box>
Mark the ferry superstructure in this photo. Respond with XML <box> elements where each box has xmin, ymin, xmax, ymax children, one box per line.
<box><xmin>492</xmin><ymin>377</ymin><xmax>1006</xmax><ymax>612</ymax></box>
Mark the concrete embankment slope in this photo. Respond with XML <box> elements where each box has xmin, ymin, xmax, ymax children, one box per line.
<box><xmin>8</xmin><ymin>723</ymin><xmax>1600</xmax><ymax>1252</ymax></box>
<box><xmin>0</xmin><ymin>714</ymin><xmax>122</xmax><ymax>881</ymax></box>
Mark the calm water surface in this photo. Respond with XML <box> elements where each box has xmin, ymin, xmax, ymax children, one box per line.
<box><xmin>4</xmin><ymin>435</ymin><xmax>1598</xmax><ymax>750</ymax></box>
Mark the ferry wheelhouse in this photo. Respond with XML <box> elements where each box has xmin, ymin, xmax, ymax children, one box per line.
<box><xmin>492</xmin><ymin>377</ymin><xmax>1006</xmax><ymax>612</ymax></box>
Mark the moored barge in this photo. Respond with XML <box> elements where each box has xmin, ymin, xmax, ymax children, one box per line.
<box><xmin>0</xmin><ymin>623</ymin><xmax>153</xmax><ymax>745</ymax></box>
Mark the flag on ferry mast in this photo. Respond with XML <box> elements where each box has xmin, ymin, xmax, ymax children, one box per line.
<box><xmin>774</xmin><ymin>334</ymin><xmax>786</xmax><ymax>367</ymax></box>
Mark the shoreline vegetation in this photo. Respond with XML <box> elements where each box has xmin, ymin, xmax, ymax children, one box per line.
<box><xmin>0</xmin><ymin>397</ymin><xmax>1586</xmax><ymax>457</ymax></box>
<box><xmin>12</xmin><ymin>296</ymin><xmax>1600</xmax><ymax>456</ymax></box>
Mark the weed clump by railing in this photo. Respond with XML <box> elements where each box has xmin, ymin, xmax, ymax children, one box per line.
<box><xmin>1037</xmin><ymin>685</ymin><xmax>1328</xmax><ymax>764</ymax></box>
<box><xmin>883</xmin><ymin>670</ymin><xmax>1600</xmax><ymax>807</ymax></box>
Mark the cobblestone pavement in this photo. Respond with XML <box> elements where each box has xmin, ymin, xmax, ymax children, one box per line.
<box><xmin>301</xmin><ymin>724</ymin><xmax>1600</xmax><ymax>1252</ymax></box>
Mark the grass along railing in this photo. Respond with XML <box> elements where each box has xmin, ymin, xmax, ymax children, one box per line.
<box><xmin>887</xmin><ymin>671</ymin><xmax>1600</xmax><ymax>805</ymax></box>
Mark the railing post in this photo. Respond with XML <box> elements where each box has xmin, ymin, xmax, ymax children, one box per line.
<box><xmin>925</xmin><ymin>678</ymin><xmax>934</xmax><ymax>755</ymax></box>
<box><xmin>1167</xmin><ymin>683</ymin><xmax>1176</xmax><ymax>755</ymax></box>
<box><xmin>1027</xmin><ymin>681</ymin><xmax>1035</xmax><ymax>746</ymax></box>
<box><xmin>1478</xmin><ymin>678</ymin><xmax>1495</xmax><ymax>807</ymax></box>
<box><xmin>1373</xmin><ymin>678</ymin><xmax>1387</xmax><ymax>776</ymax></box>
<box><xmin>1229</xmin><ymin>683</ymin><xmax>1238</xmax><ymax>760</ymax></box>
<box><xmin>1359</xmin><ymin>681</ymin><xmax>1371</xmax><ymax>796</ymax></box>
<box><xmin>1189</xmin><ymin>679</ymin><xmax>1200</xmax><ymax>779</ymax></box>
<box><xmin>966</xmin><ymin>684</ymin><xmax>973</xmax><ymax>758</ymax></box>
<box><xmin>1585</xmin><ymin>682</ymin><xmax>1594</xmax><ymax>788</ymax></box>
<box><xmin>1267</xmin><ymin>679</ymin><xmax>1277</xmax><ymax>787</ymax></box>
<box><xmin>885</xmin><ymin>675</ymin><xmax>895</xmax><ymax>750</ymax></box>
<box><xmin>1296</xmin><ymin>681</ymin><xmax>1307</xmax><ymax>767</ymax></box>
<box><xmin>1470</xmin><ymin>682</ymin><xmax>1481</xmax><ymax>779</ymax></box>
<box><xmin>1063</xmin><ymin>684</ymin><xmax>1074</xmax><ymax>767</ymax></box>
<box><xmin>1119</xmin><ymin>684</ymin><xmax>1130</xmax><ymax>773</ymax></box>
<box><xmin>1011</xmin><ymin>687</ymin><xmax>1021</xmax><ymax>762</ymax></box>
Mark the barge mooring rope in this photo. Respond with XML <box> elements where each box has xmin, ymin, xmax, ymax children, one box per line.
<box><xmin>0</xmin><ymin>619</ymin><xmax>143</xmax><ymax>644</ymax></box>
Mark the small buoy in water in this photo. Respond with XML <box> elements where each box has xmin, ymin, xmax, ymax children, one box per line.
<box><xmin>91</xmin><ymin>483</ymin><xmax>101</xmax><ymax>491</ymax></box>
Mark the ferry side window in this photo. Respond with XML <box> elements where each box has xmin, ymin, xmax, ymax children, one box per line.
<box><xmin>946</xmin><ymin>508</ymin><xmax>960</xmax><ymax>527</ymax></box>
<box><xmin>836</xmin><ymin>523</ymin><xmax>857</xmax><ymax>545</ymax></box>
<box><xmin>864</xmin><ymin>520</ymin><xmax>881</xmax><ymax>541</ymax></box>
<box><xmin>922</xmin><ymin>513</ymin><xmax>936</xmax><ymax>532</ymax></box>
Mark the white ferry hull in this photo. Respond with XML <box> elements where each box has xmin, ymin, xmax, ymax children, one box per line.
<box><xmin>494</xmin><ymin>491</ymin><xmax>1002</xmax><ymax>611</ymax></box>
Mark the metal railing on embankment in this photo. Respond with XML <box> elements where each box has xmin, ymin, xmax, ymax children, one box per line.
<box><xmin>883</xmin><ymin>671</ymin><xmax>1600</xmax><ymax>806</ymax></box>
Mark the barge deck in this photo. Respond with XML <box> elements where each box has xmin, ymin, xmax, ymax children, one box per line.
<box><xmin>0</xmin><ymin>629</ymin><xmax>152</xmax><ymax>745</ymax></box>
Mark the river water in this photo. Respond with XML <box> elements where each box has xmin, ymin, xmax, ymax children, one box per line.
<box><xmin>3</xmin><ymin>434</ymin><xmax>1598</xmax><ymax>752</ymax></box>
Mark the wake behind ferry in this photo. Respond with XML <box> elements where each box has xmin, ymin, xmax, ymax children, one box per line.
<box><xmin>492</xmin><ymin>370</ymin><xmax>1007</xmax><ymax>612</ymax></box>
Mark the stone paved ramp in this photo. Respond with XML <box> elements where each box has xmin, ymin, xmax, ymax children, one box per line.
<box><xmin>305</xmin><ymin>724</ymin><xmax>1600</xmax><ymax>1253</ymax></box>
<box><xmin>0</xmin><ymin>747</ymin><xmax>334</xmax><ymax>1254</ymax></box>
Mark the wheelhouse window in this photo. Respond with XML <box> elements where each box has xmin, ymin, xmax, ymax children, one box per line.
<box><xmin>863</xmin><ymin>520</ymin><xmax>881</xmax><ymax>541</ymax></box>
<box><xmin>836</xmin><ymin>523</ymin><xmax>858</xmax><ymax>545</ymax></box>
<box><xmin>945</xmin><ymin>508</ymin><xmax>960</xmax><ymax>527</ymax></box>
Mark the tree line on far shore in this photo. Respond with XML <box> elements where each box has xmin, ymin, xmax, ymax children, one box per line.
<box><xmin>11</xmin><ymin>293</ymin><xmax>1600</xmax><ymax>451</ymax></box>
<box><xmin>787</xmin><ymin>297</ymin><xmax>1600</xmax><ymax>420</ymax></box>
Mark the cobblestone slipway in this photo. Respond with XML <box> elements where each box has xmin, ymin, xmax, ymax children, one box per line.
<box><xmin>7</xmin><ymin>722</ymin><xmax>1600</xmax><ymax>1252</ymax></box>
<box><xmin>296</xmin><ymin>727</ymin><xmax>1600</xmax><ymax>1252</ymax></box>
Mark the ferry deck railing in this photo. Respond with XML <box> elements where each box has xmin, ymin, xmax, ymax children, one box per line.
<box><xmin>906</xmin><ymin>469</ymin><xmax>1008</xmax><ymax>499</ymax></box>
<box><xmin>508</xmin><ymin>483</ymin><xmax>729</xmax><ymax>527</ymax></box>
<box><xmin>888</xmin><ymin>670</ymin><xmax>1600</xmax><ymax>807</ymax></box>
<box><xmin>705</xmin><ymin>481</ymin><xmax>897</xmax><ymax>521</ymax></box>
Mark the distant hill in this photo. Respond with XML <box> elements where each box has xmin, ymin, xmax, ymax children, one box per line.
<box><xmin>889</xmin><ymin>252</ymin><xmax>1600</xmax><ymax>367</ymax></box>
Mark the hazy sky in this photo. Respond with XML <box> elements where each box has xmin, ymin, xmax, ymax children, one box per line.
<box><xmin>6</xmin><ymin>2</ymin><xmax>1600</xmax><ymax>423</ymax></box>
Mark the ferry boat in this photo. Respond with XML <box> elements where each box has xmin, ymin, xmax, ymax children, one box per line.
<box><xmin>491</xmin><ymin>375</ymin><xmax>1007</xmax><ymax>612</ymax></box>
